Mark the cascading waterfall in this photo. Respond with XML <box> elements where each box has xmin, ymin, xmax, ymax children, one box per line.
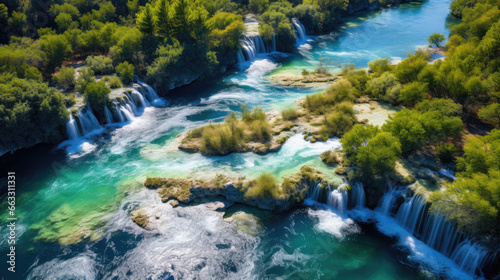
<box><xmin>327</xmin><ymin>184</ymin><xmax>349</xmax><ymax>213</ymax></box>
<box><xmin>76</xmin><ymin>106</ymin><xmax>102</xmax><ymax>135</ymax></box>
<box><xmin>65</xmin><ymin>81</ymin><xmax>164</xmax><ymax>141</ymax></box>
<box><xmin>395</xmin><ymin>194</ymin><xmax>428</xmax><ymax>234</ymax></box>
<box><xmin>271</xmin><ymin>35</ymin><xmax>277</xmax><ymax>52</ymax></box>
<box><xmin>240</xmin><ymin>35</ymin><xmax>270</xmax><ymax>61</ymax></box>
<box><xmin>104</xmin><ymin>105</ymin><xmax>114</xmax><ymax>124</ymax></box>
<box><xmin>291</xmin><ymin>18</ymin><xmax>307</xmax><ymax>41</ymax></box>
<box><xmin>380</xmin><ymin>187</ymin><xmax>497</xmax><ymax>277</ymax></box>
<box><xmin>66</xmin><ymin>113</ymin><xmax>80</xmax><ymax>140</ymax></box>
<box><xmin>350</xmin><ymin>182</ymin><xmax>365</xmax><ymax>208</ymax></box>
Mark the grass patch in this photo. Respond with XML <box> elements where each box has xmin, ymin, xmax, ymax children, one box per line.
<box><xmin>281</xmin><ymin>107</ymin><xmax>300</xmax><ymax>121</ymax></box>
<box><xmin>183</xmin><ymin>105</ymin><xmax>273</xmax><ymax>155</ymax></box>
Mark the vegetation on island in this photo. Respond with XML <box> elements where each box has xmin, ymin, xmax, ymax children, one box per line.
<box><xmin>180</xmin><ymin>105</ymin><xmax>275</xmax><ymax>155</ymax></box>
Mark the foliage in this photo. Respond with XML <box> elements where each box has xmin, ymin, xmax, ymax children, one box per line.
<box><xmin>281</xmin><ymin>107</ymin><xmax>300</xmax><ymax>121</ymax></box>
<box><xmin>245</xmin><ymin>172</ymin><xmax>279</xmax><ymax>199</ymax></box>
<box><xmin>53</xmin><ymin>67</ymin><xmax>76</xmax><ymax>90</ymax></box>
<box><xmin>383</xmin><ymin>99</ymin><xmax>463</xmax><ymax>154</ymax></box>
<box><xmin>436</xmin><ymin>143</ymin><xmax>459</xmax><ymax>163</ymax></box>
<box><xmin>368</xmin><ymin>58</ymin><xmax>393</xmax><ymax>76</ymax></box>
<box><xmin>86</xmin><ymin>56</ymin><xmax>114</xmax><ymax>75</ymax></box>
<box><xmin>107</xmin><ymin>76</ymin><xmax>122</xmax><ymax>88</ymax></box>
<box><xmin>305</xmin><ymin>79</ymin><xmax>355</xmax><ymax>114</ymax></box>
<box><xmin>320</xmin><ymin>101</ymin><xmax>357</xmax><ymax>137</ymax></box>
<box><xmin>456</xmin><ymin>129</ymin><xmax>500</xmax><ymax>175</ymax></box>
<box><xmin>428</xmin><ymin>33</ymin><xmax>445</xmax><ymax>47</ymax></box>
<box><xmin>478</xmin><ymin>103</ymin><xmax>500</xmax><ymax>128</ymax></box>
<box><xmin>340</xmin><ymin>124</ymin><xmax>401</xmax><ymax>177</ymax></box>
<box><xmin>84</xmin><ymin>80</ymin><xmax>111</xmax><ymax>119</ymax></box>
<box><xmin>0</xmin><ymin>74</ymin><xmax>68</xmax><ymax>150</ymax></box>
<box><xmin>76</xmin><ymin>67</ymin><xmax>95</xmax><ymax>94</ymax></box>
<box><xmin>186</xmin><ymin>106</ymin><xmax>273</xmax><ymax>155</ymax></box>
<box><xmin>365</xmin><ymin>72</ymin><xmax>401</xmax><ymax>103</ymax></box>
<box><xmin>398</xmin><ymin>81</ymin><xmax>428</xmax><ymax>107</ymax></box>
<box><xmin>115</xmin><ymin>62</ymin><xmax>135</xmax><ymax>84</ymax></box>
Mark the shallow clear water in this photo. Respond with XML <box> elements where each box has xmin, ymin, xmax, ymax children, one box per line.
<box><xmin>0</xmin><ymin>0</ymin><xmax>463</xmax><ymax>278</ymax></box>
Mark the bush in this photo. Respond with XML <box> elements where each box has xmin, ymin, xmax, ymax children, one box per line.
<box><xmin>107</xmin><ymin>76</ymin><xmax>122</xmax><ymax>88</ymax></box>
<box><xmin>398</xmin><ymin>81</ymin><xmax>428</xmax><ymax>107</ymax></box>
<box><xmin>281</xmin><ymin>107</ymin><xmax>300</xmax><ymax>121</ymax></box>
<box><xmin>86</xmin><ymin>56</ymin><xmax>114</xmax><ymax>75</ymax></box>
<box><xmin>84</xmin><ymin>81</ymin><xmax>111</xmax><ymax>119</ymax></box>
<box><xmin>245</xmin><ymin>172</ymin><xmax>279</xmax><ymax>199</ymax></box>
<box><xmin>478</xmin><ymin>103</ymin><xmax>500</xmax><ymax>128</ymax></box>
<box><xmin>321</xmin><ymin>150</ymin><xmax>342</xmax><ymax>166</ymax></box>
<box><xmin>53</xmin><ymin>67</ymin><xmax>76</xmax><ymax>90</ymax></box>
<box><xmin>116</xmin><ymin>61</ymin><xmax>135</xmax><ymax>84</ymax></box>
<box><xmin>428</xmin><ymin>33</ymin><xmax>445</xmax><ymax>47</ymax></box>
<box><xmin>189</xmin><ymin>106</ymin><xmax>273</xmax><ymax>155</ymax></box>
<box><xmin>320</xmin><ymin>101</ymin><xmax>357</xmax><ymax>137</ymax></box>
<box><xmin>76</xmin><ymin>67</ymin><xmax>95</xmax><ymax>94</ymax></box>
<box><xmin>305</xmin><ymin>80</ymin><xmax>355</xmax><ymax>114</ymax></box>
<box><xmin>436</xmin><ymin>143</ymin><xmax>459</xmax><ymax>163</ymax></box>
<box><xmin>365</xmin><ymin>72</ymin><xmax>400</xmax><ymax>100</ymax></box>
<box><xmin>368</xmin><ymin>58</ymin><xmax>392</xmax><ymax>76</ymax></box>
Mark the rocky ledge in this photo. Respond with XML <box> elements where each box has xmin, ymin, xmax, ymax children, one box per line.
<box><xmin>131</xmin><ymin>166</ymin><xmax>337</xmax><ymax>230</ymax></box>
<box><xmin>270</xmin><ymin>73</ymin><xmax>339</xmax><ymax>88</ymax></box>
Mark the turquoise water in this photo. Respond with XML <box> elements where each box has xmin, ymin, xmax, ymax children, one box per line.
<box><xmin>0</xmin><ymin>0</ymin><xmax>462</xmax><ymax>278</ymax></box>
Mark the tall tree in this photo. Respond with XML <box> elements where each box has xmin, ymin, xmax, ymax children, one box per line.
<box><xmin>154</xmin><ymin>0</ymin><xmax>171</xmax><ymax>38</ymax></box>
<box><xmin>171</xmin><ymin>0</ymin><xmax>190</xmax><ymax>41</ymax></box>
<box><xmin>136</xmin><ymin>3</ymin><xmax>155</xmax><ymax>36</ymax></box>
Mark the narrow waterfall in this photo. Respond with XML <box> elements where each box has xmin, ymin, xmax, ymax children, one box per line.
<box><xmin>307</xmin><ymin>180</ymin><xmax>323</xmax><ymax>202</ymax></box>
<box><xmin>378</xmin><ymin>188</ymin><xmax>397</xmax><ymax>215</ymax></box>
<box><xmin>104</xmin><ymin>105</ymin><xmax>114</xmax><ymax>124</ymax></box>
<box><xmin>66</xmin><ymin>113</ymin><xmax>80</xmax><ymax>140</ymax></box>
<box><xmin>76</xmin><ymin>106</ymin><xmax>102</xmax><ymax>135</ymax></box>
<box><xmin>327</xmin><ymin>184</ymin><xmax>349</xmax><ymax>213</ymax></box>
<box><xmin>291</xmin><ymin>18</ymin><xmax>307</xmax><ymax>41</ymax></box>
<box><xmin>236</xmin><ymin>50</ymin><xmax>245</xmax><ymax>63</ymax></box>
<box><xmin>350</xmin><ymin>182</ymin><xmax>365</xmax><ymax>208</ymax></box>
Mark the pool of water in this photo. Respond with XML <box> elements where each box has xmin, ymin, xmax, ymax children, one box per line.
<box><xmin>0</xmin><ymin>0</ymin><xmax>464</xmax><ymax>278</ymax></box>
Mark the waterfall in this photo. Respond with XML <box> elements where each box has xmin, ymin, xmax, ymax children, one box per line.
<box><xmin>136</xmin><ymin>78</ymin><xmax>162</xmax><ymax>104</ymax></box>
<box><xmin>291</xmin><ymin>18</ymin><xmax>307</xmax><ymax>41</ymax></box>
<box><xmin>378</xmin><ymin>188</ymin><xmax>397</xmax><ymax>215</ymax></box>
<box><xmin>66</xmin><ymin>113</ymin><xmax>80</xmax><ymax>140</ymax></box>
<box><xmin>379</xmin><ymin>186</ymin><xmax>497</xmax><ymax>277</ymax></box>
<box><xmin>307</xmin><ymin>180</ymin><xmax>322</xmax><ymax>202</ymax></box>
<box><xmin>104</xmin><ymin>105</ymin><xmax>113</xmax><ymax>124</ymax></box>
<box><xmin>271</xmin><ymin>35</ymin><xmax>276</xmax><ymax>52</ymax></box>
<box><xmin>236</xmin><ymin>49</ymin><xmax>245</xmax><ymax>63</ymax></box>
<box><xmin>239</xmin><ymin>35</ymin><xmax>269</xmax><ymax>62</ymax></box>
<box><xmin>450</xmin><ymin>240</ymin><xmax>492</xmax><ymax>276</ymax></box>
<box><xmin>76</xmin><ymin>106</ymin><xmax>102</xmax><ymax>135</ymax></box>
<box><xmin>395</xmin><ymin>194</ymin><xmax>427</xmax><ymax>234</ymax></box>
<box><xmin>350</xmin><ymin>182</ymin><xmax>365</xmax><ymax>208</ymax></box>
<box><xmin>327</xmin><ymin>184</ymin><xmax>349</xmax><ymax>213</ymax></box>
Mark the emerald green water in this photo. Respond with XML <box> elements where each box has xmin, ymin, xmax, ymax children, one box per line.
<box><xmin>0</xmin><ymin>0</ymin><xmax>463</xmax><ymax>278</ymax></box>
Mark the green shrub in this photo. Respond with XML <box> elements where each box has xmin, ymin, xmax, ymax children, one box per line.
<box><xmin>53</xmin><ymin>67</ymin><xmax>76</xmax><ymax>90</ymax></box>
<box><xmin>84</xmin><ymin>80</ymin><xmax>111</xmax><ymax>119</ymax></box>
<box><xmin>108</xmin><ymin>76</ymin><xmax>122</xmax><ymax>88</ymax></box>
<box><xmin>245</xmin><ymin>172</ymin><xmax>279</xmax><ymax>199</ymax></box>
<box><xmin>116</xmin><ymin>62</ymin><xmax>135</xmax><ymax>84</ymax></box>
<box><xmin>86</xmin><ymin>55</ymin><xmax>113</xmax><ymax>75</ymax></box>
<box><xmin>281</xmin><ymin>107</ymin><xmax>300</xmax><ymax>121</ymax></box>
<box><xmin>320</xmin><ymin>150</ymin><xmax>342</xmax><ymax>166</ymax></box>
<box><xmin>398</xmin><ymin>81</ymin><xmax>428</xmax><ymax>107</ymax></box>
<box><xmin>436</xmin><ymin>143</ymin><xmax>459</xmax><ymax>163</ymax></box>
<box><xmin>320</xmin><ymin>102</ymin><xmax>357</xmax><ymax>137</ymax></box>
<box><xmin>428</xmin><ymin>33</ymin><xmax>445</xmax><ymax>47</ymax></box>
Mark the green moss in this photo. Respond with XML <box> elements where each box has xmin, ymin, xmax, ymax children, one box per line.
<box><xmin>131</xmin><ymin>209</ymin><xmax>149</xmax><ymax>229</ymax></box>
